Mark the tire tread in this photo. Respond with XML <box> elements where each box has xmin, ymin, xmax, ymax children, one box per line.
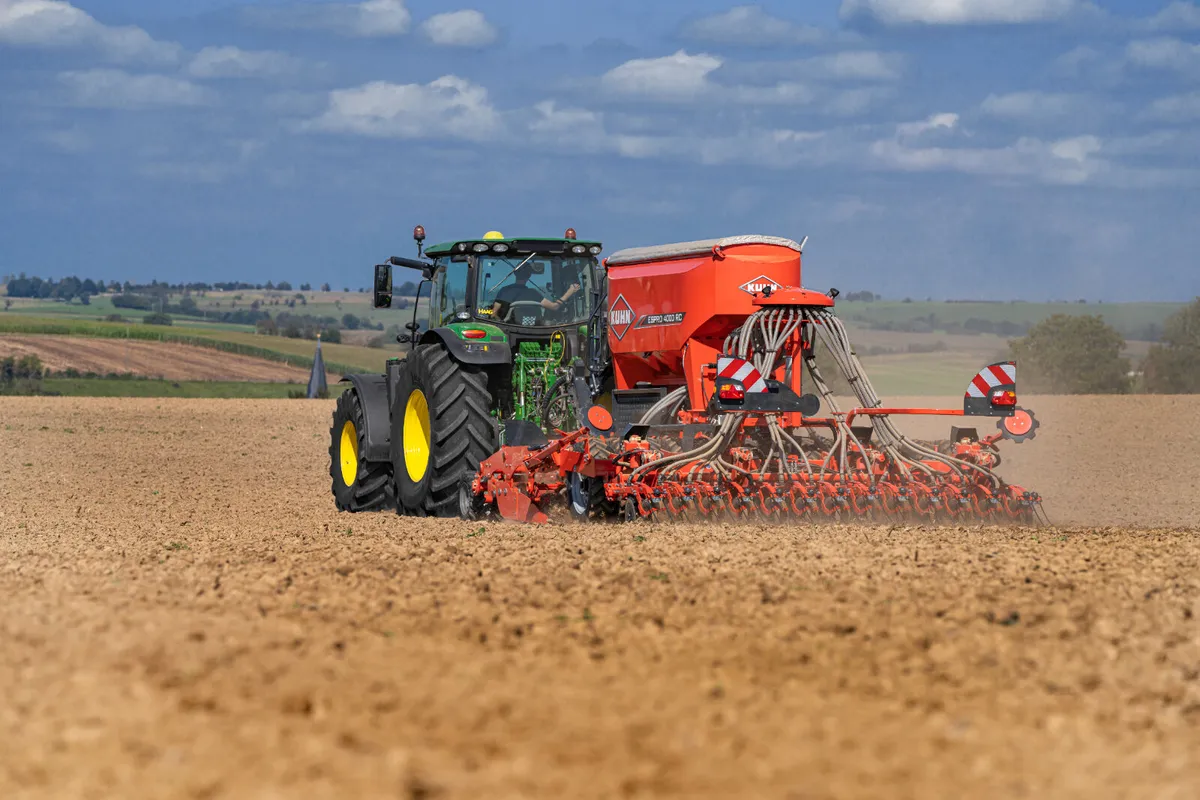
<box><xmin>329</xmin><ymin>387</ymin><xmax>394</xmax><ymax>512</ymax></box>
<box><xmin>408</xmin><ymin>344</ymin><xmax>497</xmax><ymax>517</ymax></box>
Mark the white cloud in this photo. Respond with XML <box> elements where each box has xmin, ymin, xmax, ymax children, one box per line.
<box><xmin>1142</xmin><ymin>91</ymin><xmax>1200</xmax><ymax>120</ymax></box>
<box><xmin>601</xmin><ymin>50</ymin><xmax>723</xmax><ymax>99</ymax></box>
<box><xmin>980</xmin><ymin>91</ymin><xmax>1095</xmax><ymax>120</ymax></box>
<box><xmin>523</xmin><ymin>98</ymin><xmax>836</xmax><ymax>168</ymax></box>
<box><xmin>525</xmin><ymin>99</ymin><xmax>1177</xmax><ymax>188</ymax></box>
<box><xmin>59</xmin><ymin>69</ymin><xmax>215</xmax><ymax>109</ymax></box>
<box><xmin>737</xmin><ymin>82</ymin><xmax>820</xmax><ymax>105</ymax></box>
<box><xmin>528</xmin><ymin>100</ymin><xmax>602</xmax><ymax>135</ymax></box>
<box><xmin>526</xmin><ymin>101</ymin><xmax>633</xmax><ymax>155</ymax></box>
<box><xmin>305</xmin><ymin>76</ymin><xmax>501</xmax><ymax>140</ymax></box>
<box><xmin>727</xmin><ymin>51</ymin><xmax>904</xmax><ymax>86</ymax></box>
<box><xmin>896</xmin><ymin>112</ymin><xmax>959</xmax><ymax>138</ymax></box>
<box><xmin>596</xmin><ymin>128</ymin><xmax>831</xmax><ymax>168</ymax></box>
<box><xmin>1126</xmin><ymin>37</ymin><xmax>1200</xmax><ymax>75</ymax></box>
<box><xmin>0</xmin><ymin>0</ymin><xmax>180</xmax><ymax>63</ymax></box>
<box><xmin>420</xmin><ymin>9</ymin><xmax>496</xmax><ymax>47</ymax></box>
<box><xmin>682</xmin><ymin>5</ymin><xmax>832</xmax><ymax>45</ymax></box>
<box><xmin>599</xmin><ymin>50</ymin><xmax>869</xmax><ymax>107</ymax></box>
<box><xmin>1144</xmin><ymin>2</ymin><xmax>1200</xmax><ymax>31</ymax></box>
<box><xmin>874</xmin><ymin>112</ymin><xmax>1104</xmax><ymax>184</ymax></box>
<box><xmin>871</xmin><ymin>135</ymin><xmax>1103</xmax><ymax>184</ymax></box>
<box><xmin>840</xmin><ymin>0</ymin><xmax>1080</xmax><ymax>25</ymax></box>
<box><xmin>244</xmin><ymin>0</ymin><xmax>411</xmax><ymax>38</ymax></box>
<box><xmin>187</xmin><ymin>47</ymin><xmax>303</xmax><ymax>79</ymax></box>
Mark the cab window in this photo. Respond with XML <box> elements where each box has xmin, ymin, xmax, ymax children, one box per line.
<box><xmin>429</xmin><ymin>257</ymin><xmax>470</xmax><ymax>328</ymax></box>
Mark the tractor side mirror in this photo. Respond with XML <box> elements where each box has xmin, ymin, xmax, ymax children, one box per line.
<box><xmin>373</xmin><ymin>264</ymin><xmax>392</xmax><ymax>309</ymax></box>
<box><xmin>388</xmin><ymin>255</ymin><xmax>435</xmax><ymax>280</ymax></box>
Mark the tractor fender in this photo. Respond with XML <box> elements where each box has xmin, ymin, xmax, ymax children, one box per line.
<box><xmin>420</xmin><ymin>328</ymin><xmax>512</xmax><ymax>366</ymax></box>
<box><xmin>338</xmin><ymin>373</ymin><xmax>391</xmax><ymax>463</ymax></box>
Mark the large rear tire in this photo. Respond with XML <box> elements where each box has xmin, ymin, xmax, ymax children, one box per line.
<box><xmin>393</xmin><ymin>343</ymin><xmax>498</xmax><ymax>518</ymax></box>
<box><xmin>329</xmin><ymin>387</ymin><xmax>394</xmax><ymax>512</ymax></box>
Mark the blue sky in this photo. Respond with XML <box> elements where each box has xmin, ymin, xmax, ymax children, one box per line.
<box><xmin>2</xmin><ymin>0</ymin><xmax>1199</xmax><ymax>300</ymax></box>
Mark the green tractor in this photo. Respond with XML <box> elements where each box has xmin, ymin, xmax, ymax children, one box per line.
<box><xmin>329</xmin><ymin>226</ymin><xmax>608</xmax><ymax>517</ymax></box>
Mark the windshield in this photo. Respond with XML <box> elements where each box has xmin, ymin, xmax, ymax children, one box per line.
<box><xmin>476</xmin><ymin>254</ymin><xmax>596</xmax><ymax>327</ymax></box>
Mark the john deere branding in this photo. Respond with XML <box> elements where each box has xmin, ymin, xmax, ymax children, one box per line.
<box><xmin>738</xmin><ymin>275</ymin><xmax>782</xmax><ymax>296</ymax></box>
<box><xmin>608</xmin><ymin>294</ymin><xmax>634</xmax><ymax>340</ymax></box>
<box><xmin>636</xmin><ymin>311</ymin><xmax>685</xmax><ymax>328</ymax></box>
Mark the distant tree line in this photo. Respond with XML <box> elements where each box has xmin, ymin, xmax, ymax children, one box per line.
<box><xmin>4</xmin><ymin>273</ymin><xmax>429</xmax><ymax>302</ymax></box>
<box><xmin>1005</xmin><ymin>299</ymin><xmax>1200</xmax><ymax>394</ymax></box>
<box><xmin>0</xmin><ymin>274</ymin><xmax>377</xmax><ymax>298</ymax></box>
<box><xmin>3</xmin><ymin>275</ymin><xmax>109</xmax><ymax>303</ymax></box>
<box><xmin>860</xmin><ymin>314</ymin><xmax>1032</xmax><ymax>337</ymax></box>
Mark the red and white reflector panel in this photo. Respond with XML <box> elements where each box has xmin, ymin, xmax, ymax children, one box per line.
<box><xmin>965</xmin><ymin>362</ymin><xmax>1016</xmax><ymax>398</ymax></box>
<box><xmin>717</xmin><ymin>356</ymin><xmax>768</xmax><ymax>393</ymax></box>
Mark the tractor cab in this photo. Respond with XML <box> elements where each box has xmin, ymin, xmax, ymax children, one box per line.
<box><xmin>420</xmin><ymin>230</ymin><xmax>602</xmax><ymax>334</ymax></box>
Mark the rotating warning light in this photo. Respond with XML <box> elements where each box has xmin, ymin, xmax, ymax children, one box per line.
<box><xmin>413</xmin><ymin>225</ymin><xmax>426</xmax><ymax>242</ymax></box>
<box><xmin>483</xmin><ymin>230</ymin><xmax>505</xmax><ymax>240</ymax></box>
<box><xmin>565</xmin><ymin>228</ymin><xmax>577</xmax><ymax>240</ymax></box>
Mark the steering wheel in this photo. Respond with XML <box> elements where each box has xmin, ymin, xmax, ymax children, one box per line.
<box><xmin>503</xmin><ymin>300</ymin><xmax>546</xmax><ymax>326</ymax></box>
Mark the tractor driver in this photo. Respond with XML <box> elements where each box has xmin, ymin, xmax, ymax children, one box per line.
<box><xmin>491</xmin><ymin>262</ymin><xmax>580</xmax><ymax>323</ymax></box>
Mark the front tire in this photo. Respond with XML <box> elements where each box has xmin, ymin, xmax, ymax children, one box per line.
<box><xmin>393</xmin><ymin>343</ymin><xmax>498</xmax><ymax>518</ymax></box>
<box><xmin>329</xmin><ymin>387</ymin><xmax>394</xmax><ymax>512</ymax></box>
<box><xmin>568</xmin><ymin>472</ymin><xmax>618</xmax><ymax>521</ymax></box>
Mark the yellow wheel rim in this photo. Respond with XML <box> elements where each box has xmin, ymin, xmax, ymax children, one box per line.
<box><xmin>339</xmin><ymin>420</ymin><xmax>359</xmax><ymax>487</ymax></box>
<box><xmin>404</xmin><ymin>389</ymin><xmax>431</xmax><ymax>483</ymax></box>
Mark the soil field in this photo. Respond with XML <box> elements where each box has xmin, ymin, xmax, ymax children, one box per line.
<box><xmin>0</xmin><ymin>334</ymin><xmax>318</xmax><ymax>383</ymax></box>
<box><xmin>2</xmin><ymin>396</ymin><xmax>1199</xmax><ymax>799</ymax></box>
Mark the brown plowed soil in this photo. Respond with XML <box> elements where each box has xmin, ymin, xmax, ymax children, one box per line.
<box><xmin>0</xmin><ymin>334</ymin><xmax>316</xmax><ymax>382</ymax></box>
<box><xmin>1</xmin><ymin>396</ymin><xmax>1199</xmax><ymax>799</ymax></box>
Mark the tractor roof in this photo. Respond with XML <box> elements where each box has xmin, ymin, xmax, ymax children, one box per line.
<box><xmin>424</xmin><ymin>237</ymin><xmax>603</xmax><ymax>258</ymax></box>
